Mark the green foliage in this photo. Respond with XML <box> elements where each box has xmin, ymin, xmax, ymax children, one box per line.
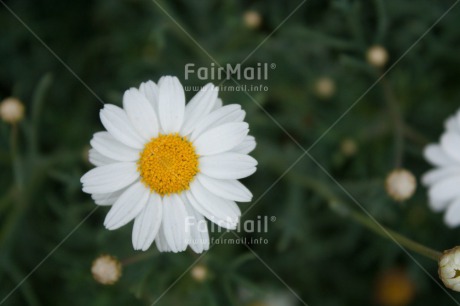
<box><xmin>1</xmin><ymin>0</ymin><xmax>460</xmax><ymax>305</ymax></box>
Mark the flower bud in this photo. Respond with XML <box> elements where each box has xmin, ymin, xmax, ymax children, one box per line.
<box><xmin>190</xmin><ymin>264</ymin><xmax>208</xmax><ymax>282</ymax></box>
<box><xmin>314</xmin><ymin>77</ymin><xmax>336</xmax><ymax>99</ymax></box>
<box><xmin>439</xmin><ymin>246</ymin><xmax>460</xmax><ymax>291</ymax></box>
<box><xmin>0</xmin><ymin>97</ymin><xmax>25</xmax><ymax>124</ymax></box>
<box><xmin>340</xmin><ymin>138</ymin><xmax>358</xmax><ymax>157</ymax></box>
<box><xmin>366</xmin><ymin>45</ymin><xmax>389</xmax><ymax>68</ymax></box>
<box><xmin>91</xmin><ymin>254</ymin><xmax>122</xmax><ymax>285</ymax></box>
<box><xmin>385</xmin><ymin>169</ymin><xmax>416</xmax><ymax>202</ymax></box>
<box><xmin>244</xmin><ymin>11</ymin><xmax>262</xmax><ymax>29</ymax></box>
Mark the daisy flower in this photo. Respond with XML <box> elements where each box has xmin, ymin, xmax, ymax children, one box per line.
<box><xmin>422</xmin><ymin>109</ymin><xmax>460</xmax><ymax>227</ymax></box>
<box><xmin>81</xmin><ymin>76</ymin><xmax>257</xmax><ymax>253</ymax></box>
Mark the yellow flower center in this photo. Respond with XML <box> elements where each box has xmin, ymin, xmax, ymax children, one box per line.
<box><xmin>138</xmin><ymin>134</ymin><xmax>199</xmax><ymax>196</ymax></box>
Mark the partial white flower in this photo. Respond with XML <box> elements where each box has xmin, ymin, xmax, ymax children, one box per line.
<box><xmin>81</xmin><ymin>76</ymin><xmax>257</xmax><ymax>253</ymax></box>
<box><xmin>422</xmin><ymin>109</ymin><xmax>460</xmax><ymax>227</ymax></box>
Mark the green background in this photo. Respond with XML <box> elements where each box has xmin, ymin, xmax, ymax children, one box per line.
<box><xmin>1</xmin><ymin>0</ymin><xmax>460</xmax><ymax>305</ymax></box>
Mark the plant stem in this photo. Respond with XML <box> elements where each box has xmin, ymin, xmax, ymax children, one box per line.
<box><xmin>10</xmin><ymin>124</ymin><xmax>24</xmax><ymax>191</ymax></box>
<box><xmin>373</xmin><ymin>0</ymin><xmax>388</xmax><ymax>43</ymax></box>
<box><xmin>287</xmin><ymin>172</ymin><xmax>442</xmax><ymax>262</ymax></box>
<box><xmin>347</xmin><ymin>209</ymin><xmax>442</xmax><ymax>261</ymax></box>
<box><xmin>30</xmin><ymin>73</ymin><xmax>53</xmax><ymax>158</ymax></box>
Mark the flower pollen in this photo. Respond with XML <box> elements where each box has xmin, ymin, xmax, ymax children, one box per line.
<box><xmin>138</xmin><ymin>134</ymin><xmax>199</xmax><ymax>196</ymax></box>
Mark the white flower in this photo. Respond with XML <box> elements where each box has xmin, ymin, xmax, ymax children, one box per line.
<box><xmin>422</xmin><ymin>110</ymin><xmax>460</xmax><ymax>227</ymax></box>
<box><xmin>81</xmin><ymin>76</ymin><xmax>257</xmax><ymax>253</ymax></box>
<box><xmin>439</xmin><ymin>246</ymin><xmax>460</xmax><ymax>292</ymax></box>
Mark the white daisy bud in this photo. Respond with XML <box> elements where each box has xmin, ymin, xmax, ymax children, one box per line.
<box><xmin>314</xmin><ymin>77</ymin><xmax>336</xmax><ymax>99</ymax></box>
<box><xmin>91</xmin><ymin>254</ymin><xmax>122</xmax><ymax>285</ymax></box>
<box><xmin>340</xmin><ymin>138</ymin><xmax>358</xmax><ymax>157</ymax></box>
<box><xmin>190</xmin><ymin>264</ymin><xmax>208</xmax><ymax>282</ymax></box>
<box><xmin>366</xmin><ymin>45</ymin><xmax>389</xmax><ymax>68</ymax></box>
<box><xmin>385</xmin><ymin>169</ymin><xmax>417</xmax><ymax>202</ymax></box>
<box><xmin>0</xmin><ymin>97</ymin><xmax>25</xmax><ymax>124</ymax></box>
<box><xmin>243</xmin><ymin>11</ymin><xmax>262</xmax><ymax>29</ymax></box>
<box><xmin>439</xmin><ymin>246</ymin><xmax>460</xmax><ymax>292</ymax></box>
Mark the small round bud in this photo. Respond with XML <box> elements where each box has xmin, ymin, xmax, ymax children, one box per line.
<box><xmin>243</xmin><ymin>11</ymin><xmax>262</xmax><ymax>29</ymax></box>
<box><xmin>366</xmin><ymin>45</ymin><xmax>389</xmax><ymax>68</ymax></box>
<box><xmin>374</xmin><ymin>268</ymin><xmax>415</xmax><ymax>306</ymax></box>
<box><xmin>190</xmin><ymin>264</ymin><xmax>208</xmax><ymax>282</ymax></box>
<box><xmin>314</xmin><ymin>77</ymin><xmax>336</xmax><ymax>99</ymax></box>
<box><xmin>340</xmin><ymin>138</ymin><xmax>358</xmax><ymax>157</ymax></box>
<box><xmin>385</xmin><ymin>169</ymin><xmax>416</xmax><ymax>202</ymax></box>
<box><xmin>91</xmin><ymin>254</ymin><xmax>122</xmax><ymax>285</ymax></box>
<box><xmin>0</xmin><ymin>97</ymin><xmax>25</xmax><ymax>124</ymax></box>
<box><xmin>439</xmin><ymin>246</ymin><xmax>460</xmax><ymax>291</ymax></box>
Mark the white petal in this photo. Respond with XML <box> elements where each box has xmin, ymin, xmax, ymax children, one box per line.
<box><xmin>183</xmin><ymin>199</ymin><xmax>209</xmax><ymax>253</ymax></box>
<box><xmin>91</xmin><ymin>188</ymin><xmax>127</xmax><ymax>206</ymax></box>
<box><xmin>424</xmin><ymin>144</ymin><xmax>456</xmax><ymax>167</ymax></box>
<box><xmin>104</xmin><ymin>182</ymin><xmax>150</xmax><ymax>230</ymax></box>
<box><xmin>123</xmin><ymin>88</ymin><xmax>159</xmax><ymax>140</ymax></box>
<box><xmin>456</xmin><ymin>111</ymin><xmax>460</xmax><ymax>129</ymax></box>
<box><xmin>444</xmin><ymin>199</ymin><xmax>460</xmax><ymax>228</ymax></box>
<box><xmin>197</xmin><ymin>174</ymin><xmax>252</xmax><ymax>202</ymax></box>
<box><xmin>180</xmin><ymin>83</ymin><xmax>218</xmax><ymax>136</ymax></box>
<box><xmin>158</xmin><ymin>76</ymin><xmax>185</xmax><ymax>133</ymax></box>
<box><xmin>422</xmin><ymin>167</ymin><xmax>460</xmax><ymax>186</ymax></box>
<box><xmin>428</xmin><ymin>196</ymin><xmax>450</xmax><ymax>213</ymax></box>
<box><xmin>428</xmin><ymin>175</ymin><xmax>460</xmax><ymax>205</ymax></box>
<box><xmin>162</xmin><ymin>194</ymin><xmax>188</xmax><ymax>253</ymax></box>
<box><xmin>232</xmin><ymin>135</ymin><xmax>256</xmax><ymax>154</ymax></box>
<box><xmin>444</xmin><ymin>116</ymin><xmax>460</xmax><ymax>134</ymax></box>
<box><xmin>88</xmin><ymin>149</ymin><xmax>116</xmax><ymax>167</ymax></box>
<box><xmin>182</xmin><ymin>192</ymin><xmax>211</xmax><ymax>225</ymax></box>
<box><xmin>90</xmin><ymin>132</ymin><xmax>140</xmax><ymax>162</ymax></box>
<box><xmin>100</xmin><ymin>104</ymin><xmax>145</xmax><ymax>149</ymax></box>
<box><xmin>155</xmin><ymin>226</ymin><xmax>171</xmax><ymax>252</ymax></box>
<box><xmin>132</xmin><ymin>193</ymin><xmax>162</xmax><ymax>251</ymax></box>
<box><xmin>185</xmin><ymin>191</ymin><xmax>237</xmax><ymax>230</ymax></box>
<box><xmin>212</xmin><ymin>98</ymin><xmax>223</xmax><ymax>111</ymax></box>
<box><xmin>199</xmin><ymin>153</ymin><xmax>257</xmax><ymax>179</ymax></box>
<box><xmin>194</xmin><ymin>122</ymin><xmax>249</xmax><ymax>156</ymax></box>
<box><xmin>189</xmin><ymin>179</ymin><xmax>240</xmax><ymax>228</ymax></box>
<box><xmin>139</xmin><ymin>80</ymin><xmax>159</xmax><ymax>111</ymax></box>
<box><xmin>441</xmin><ymin>133</ymin><xmax>460</xmax><ymax>163</ymax></box>
<box><xmin>190</xmin><ymin>104</ymin><xmax>244</xmax><ymax>141</ymax></box>
<box><xmin>81</xmin><ymin>162</ymin><xmax>139</xmax><ymax>194</ymax></box>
